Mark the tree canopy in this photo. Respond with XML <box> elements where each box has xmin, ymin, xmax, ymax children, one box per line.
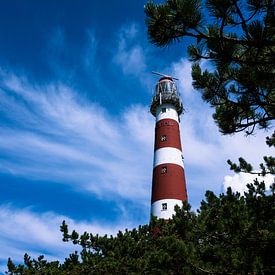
<box><xmin>7</xmin><ymin>181</ymin><xmax>275</xmax><ymax>274</ymax></box>
<box><xmin>145</xmin><ymin>0</ymin><xmax>275</xmax><ymax>135</ymax></box>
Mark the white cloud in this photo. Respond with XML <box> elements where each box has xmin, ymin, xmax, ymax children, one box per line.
<box><xmin>0</xmin><ymin>205</ymin><xmax>131</xmax><ymax>274</ymax></box>
<box><xmin>0</xmin><ymin>70</ymin><xmax>153</xmax><ymax>206</ymax></box>
<box><xmin>223</xmin><ymin>173</ymin><xmax>274</xmax><ymax>194</ymax></box>
<box><xmin>121</xmin><ymin>24</ymin><xmax>138</xmax><ymax>39</ymax></box>
<box><xmin>113</xmin><ymin>23</ymin><xmax>146</xmax><ymax>76</ymax></box>
<box><xmin>171</xmin><ymin>59</ymin><xmax>193</xmax><ymax>97</ymax></box>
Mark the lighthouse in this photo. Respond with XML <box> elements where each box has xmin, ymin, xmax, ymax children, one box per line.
<box><xmin>150</xmin><ymin>73</ymin><xmax>187</xmax><ymax>219</ymax></box>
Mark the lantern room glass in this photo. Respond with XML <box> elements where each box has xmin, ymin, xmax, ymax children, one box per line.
<box><xmin>155</xmin><ymin>80</ymin><xmax>177</xmax><ymax>95</ymax></box>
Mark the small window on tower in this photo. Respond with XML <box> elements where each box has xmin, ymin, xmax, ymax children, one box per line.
<box><xmin>162</xmin><ymin>203</ymin><xmax>167</xmax><ymax>211</ymax></box>
<box><xmin>161</xmin><ymin>166</ymin><xmax>167</xmax><ymax>174</ymax></box>
<box><xmin>160</xmin><ymin>135</ymin><xmax>167</xmax><ymax>142</ymax></box>
<box><xmin>161</xmin><ymin>107</ymin><xmax>166</xmax><ymax>113</ymax></box>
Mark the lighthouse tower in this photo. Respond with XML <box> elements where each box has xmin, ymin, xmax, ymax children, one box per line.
<box><xmin>150</xmin><ymin>74</ymin><xmax>187</xmax><ymax>219</ymax></box>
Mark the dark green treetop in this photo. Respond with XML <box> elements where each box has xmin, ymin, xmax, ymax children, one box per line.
<box><xmin>7</xmin><ymin>182</ymin><xmax>275</xmax><ymax>274</ymax></box>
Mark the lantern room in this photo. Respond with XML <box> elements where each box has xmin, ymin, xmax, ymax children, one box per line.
<box><xmin>150</xmin><ymin>77</ymin><xmax>183</xmax><ymax>117</ymax></box>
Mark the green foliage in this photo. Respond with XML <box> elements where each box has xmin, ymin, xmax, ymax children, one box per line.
<box><xmin>266</xmin><ymin>131</ymin><xmax>275</xmax><ymax>147</ymax></box>
<box><xmin>7</xmin><ymin>182</ymin><xmax>275</xmax><ymax>274</ymax></box>
<box><xmin>145</xmin><ymin>0</ymin><xmax>275</xmax><ymax>135</ymax></box>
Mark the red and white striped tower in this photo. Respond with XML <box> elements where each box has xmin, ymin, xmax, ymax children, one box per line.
<box><xmin>150</xmin><ymin>75</ymin><xmax>187</xmax><ymax>219</ymax></box>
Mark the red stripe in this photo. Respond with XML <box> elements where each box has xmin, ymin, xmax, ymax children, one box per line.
<box><xmin>154</xmin><ymin>119</ymin><xmax>182</xmax><ymax>151</ymax></box>
<box><xmin>151</xmin><ymin>163</ymin><xmax>188</xmax><ymax>203</ymax></box>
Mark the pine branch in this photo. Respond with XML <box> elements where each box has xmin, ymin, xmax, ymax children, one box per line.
<box><xmin>227</xmin><ymin>156</ymin><xmax>275</xmax><ymax>176</ymax></box>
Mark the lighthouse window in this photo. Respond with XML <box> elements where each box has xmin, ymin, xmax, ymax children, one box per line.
<box><xmin>160</xmin><ymin>135</ymin><xmax>167</xmax><ymax>142</ymax></box>
<box><xmin>162</xmin><ymin>203</ymin><xmax>167</xmax><ymax>211</ymax></box>
<box><xmin>161</xmin><ymin>107</ymin><xmax>166</xmax><ymax>113</ymax></box>
<box><xmin>161</xmin><ymin>166</ymin><xmax>167</xmax><ymax>174</ymax></box>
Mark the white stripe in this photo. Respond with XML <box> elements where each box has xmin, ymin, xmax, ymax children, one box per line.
<box><xmin>156</xmin><ymin>104</ymin><xmax>179</xmax><ymax>123</ymax></box>
<box><xmin>151</xmin><ymin>199</ymin><xmax>182</xmax><ymax>219</ymax></box>
<box><xmin>154</xmin><ymin>147</ymin><xmax>184</xmax><ymax>168</ymax></box>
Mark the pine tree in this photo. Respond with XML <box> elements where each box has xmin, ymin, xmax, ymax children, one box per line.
<box><xmin>7</xmin><ymin>183</ymin><xmax>275</xmax><ymax>274</ymax></box>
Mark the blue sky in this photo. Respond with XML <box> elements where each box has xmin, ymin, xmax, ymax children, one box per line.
<box><xmin>0</xmin><ymin>0</ymin><xmax>274</xmax><ymax>273</ymax></box>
